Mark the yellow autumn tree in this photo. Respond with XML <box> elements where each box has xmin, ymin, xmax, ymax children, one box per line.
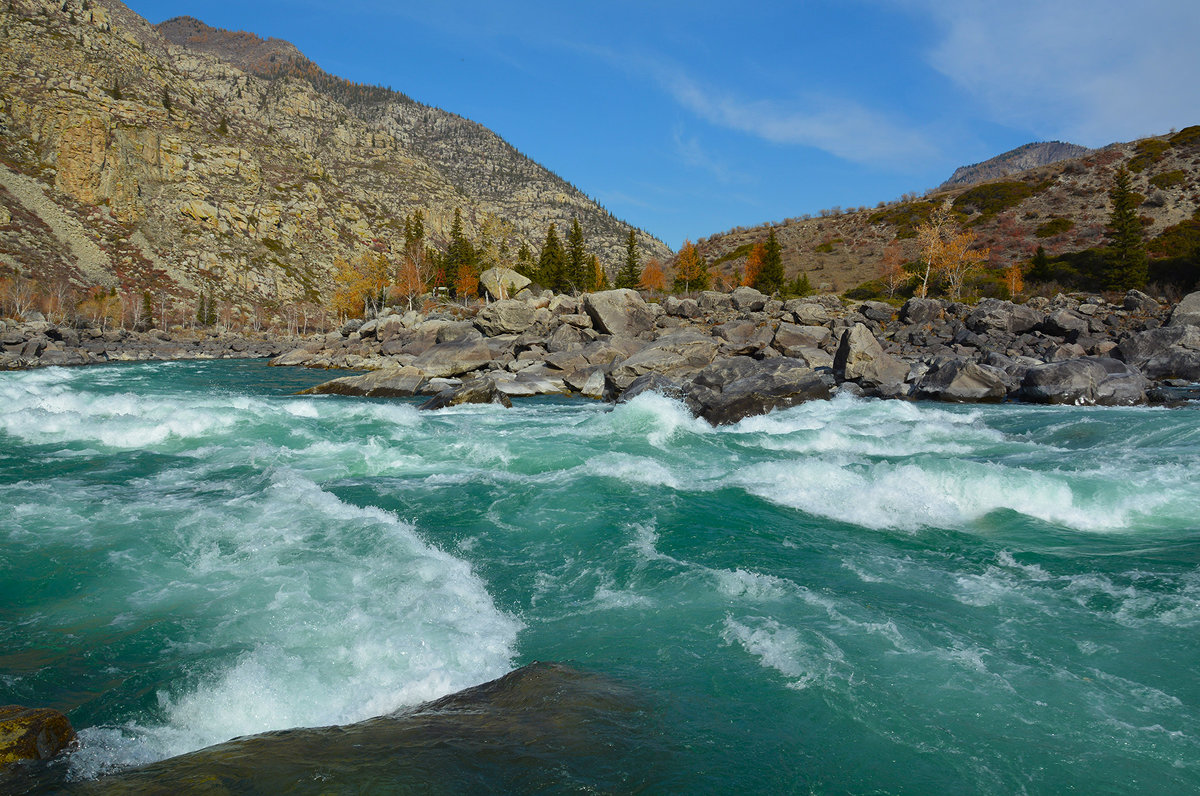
<box><xmin>672</xmin><ymin>241</ymin><xmax>709</xmax><ymax>293</ymax></box>
<box><xmin>914</xmin><ymin>201</ymin><xmax>989</xmax><ymax>300</ymax></box>
<box><xmin>1005</xmin><ymin>261</ymin><xmax>1025</xmax><ymax>298</ymax></box>
<box><xmin>880</xmin><ymin>240</ymin><xmax>907</xmax><ymax>298</ymax></box>
<box><xmin>331</xmin><ymin>251</ymin><xmax>391</xmax><ymax>318</ymax></box>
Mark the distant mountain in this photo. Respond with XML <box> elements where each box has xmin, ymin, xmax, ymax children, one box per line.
<box><xmin>940</xmin><ymin>141</ymin><xmax>1092</xmax><ymax>189</ymax></box>
<box><xmin>690</xmin><ymin>130</ymin><xmax>1200</xmax><ymax>293</ymax></box>
<box><xmin>0</xmin><ymin>0</ymin><xmax>668</xmax><ymax>319</ymax></box>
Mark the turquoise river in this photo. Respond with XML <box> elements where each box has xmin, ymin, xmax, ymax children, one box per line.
<box><xmin>2</xmin><ymin>360</ymin><xmax>1200</xmax><ymax>794</ymax></box>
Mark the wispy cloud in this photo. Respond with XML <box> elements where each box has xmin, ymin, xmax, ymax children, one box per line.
<box><xmin>656</xmin><ymin>66</ymin><xmax>940</xmax><ymax>169</ymax></box>
<box><xmin>671</xmin><ymin>128</ymin><xmax>753</xmax><ymax>184</ymax></box>
<box><xmin>912</xmin><ymin>0</ymin><xmax>1200</xmax><ymax>145</ymax></box>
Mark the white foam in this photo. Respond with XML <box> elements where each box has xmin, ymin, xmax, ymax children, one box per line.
<box><xmin>66</xmin><ymin>472</ymin><xmax>522</xmax><ymax>779</ymax></box>
<box><xmin>721</xmin><ymin>616</ymin><xmax>846</xmax><ymax>691</ymax></box>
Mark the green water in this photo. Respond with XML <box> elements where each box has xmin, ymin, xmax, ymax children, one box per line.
<box><xmin>2</xmin><ymin>360</ymin><xmax>1200</xmax><ymax>793</ymax></box>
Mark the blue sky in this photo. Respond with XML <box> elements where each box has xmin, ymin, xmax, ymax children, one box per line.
<box><xmin>126</xmin><ymin>0</ymin><xmax>1200</xmax><ymax>249</ymax></box>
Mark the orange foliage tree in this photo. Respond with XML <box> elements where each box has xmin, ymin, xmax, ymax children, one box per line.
<box><xmin>639</xmin><ymin>258</ymin><xmax>667</xmax><ymax>293</ymax></box>
<box><xmin>673</xmin><ymin>241</ymin><xmax>709</xmax><ymax>293</ymax></box>
<box><xmin>915</xmin><ymin>201</ymin><xmax>989</xmax><ymax>299</ymax></box>
<box><xmin>742</xmin><ymin>242</ymin><xmax>765</xmax><ymax>287</ymax></box>
<box><xmin>330</xmin><ymin>251</ymin><xmax>391</xmax><ymax>318</ymax></box>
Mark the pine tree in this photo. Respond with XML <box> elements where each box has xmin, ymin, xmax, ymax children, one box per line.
<box><xmin>538</xmin><ymin>223</ymin><xmax>567</xmax><ymax>293</ymax></box>
<box><xmin>566</xmin><ymin>218</ymin><xmax>588</xmax><ymax>292</ymax></box>
<box><xmin>1105</xmin><ymin>167</ymin><xmax>1148</xmax><ymax>290</ymax></box>
<box><xmin>515</xmin><ymin>241</ymin><xmax>536</xmax><ymax>279</ymax></box>
<box><xmin>787</xmin><ymin>271</ymin><xmax>814</xmax><ymax>297</ymax></box>
<box><xmin>1028</xmin><ymin>245</ymin><xmax>1052</xmax><ymax>283</ymax></box>
<box><xmin>754</xmin><ymin>229</ymin><xmax>784</xmax><ymax>294</ymax></box>
<box><xmin>615</xmin><ymin>230</ymin><xmax>641</xmax><ymax>289</ymax></box>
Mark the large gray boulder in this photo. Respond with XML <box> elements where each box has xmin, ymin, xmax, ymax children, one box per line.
<box><xmin>300</xmin><ymin>366</ymin><xmax>427</xmax><ymax>397</ymax></box>
<box><xmin>1019</xmin><ymin>357</ymin><xmax>1147</xmax><ymax>405</ymax></box>
<box><xmin>410</xmin><ymin>336</ymin><xmax>494</xmax><ymax>378</ymax></box>
<box><xmin>475</xmin><ymin>299</ymin><xmax>537</xmax><ymax>337</ymax></box>
<box><xmin>608</xmin><ymin>331</ymin><xmax>718</xmax><ymax>390</ymax></box>
<box><xmin>1168</xmin><ymin>290</ymin><xmax>1200</xmax><ymax>327</ymax></box>
<box><xmin>915</xmin><ymin>359</ymin><xmax>1008</xmax><ymax>403</ymax></box>
<box><xmin>1115</xmin><ymin>326</ymin><xmax>1200</xmax><ymax>379</ymax></box>
<box><xmin>966</xmin><ymin>298</ymin><xmax>1042</xmax><ymax>335</ymax></box>
<box><xmin>729</xmin><ymin>286</ymin><xmax>768</xmax><ymax>312</ymax></box>
<box><xmin>582</xmin><ymin>289</ymin><xmax>656</xmax><ymax>338</ymax></box>
<box><xmin>685</xmin><ymin>357</ymin><xmax>834</xmax><ymax>425</ymax></box>
<box><xmin>900</xmin><ymin>297</ymin><xmax>943</xmax><ymax>325</ymax></box>
<box><xmin>478</xmin><ymin>267</ymin><xmax>532</xmax><ymax>301</ymax></box>
<box><xmin>833</xmin><ymin>323</ymin><xmax>909</xmax><ymax>392</ymax></box>
<box><xmin>772</xmin><ymin>323</ymin><xmax>831</xmax><ymax>355</ymax></box>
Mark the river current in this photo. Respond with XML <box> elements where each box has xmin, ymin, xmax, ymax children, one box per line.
<box><xmin>2</xmin><ymin>360</ymin><xmax>1199</xmax><ymax>793</ymax></box>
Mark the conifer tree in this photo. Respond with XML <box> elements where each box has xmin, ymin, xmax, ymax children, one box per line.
<box><xmin>1028</xmin><ymin>245</ymin><xmax>1052</xmax><ymax>283</ymax></box>
<box><xmin>566</xmin><ymin>218</ymin><xmax>588</xmax><ymax>292</ymax></box>
<box><xmin>538</xmin><ymin>223</ymin><xmax>567</xmax><ymax>292</ymax></box>
<box><xmin>615</xmin><ymin>230</ymin><xmax>641</xmax><ymax>289</ymax></box>
<box><xmin>1104</xmin><ymin>167</ymin><xmax>1148</xmax><ymax>290</ymax></box>
<box><xmin>515</xmin><ymin>241</ymin><xmax>536</xmax><ymax>279</ymax></box>
<box><xmin>754</xmin><ymin>229</ymin><xmax>784</xmax><ymax>294</ymax></box>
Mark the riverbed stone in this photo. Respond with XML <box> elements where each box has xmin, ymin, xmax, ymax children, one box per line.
<box><xmin>1019</xmin><ymin>357</ymin><xmax>1147</xmax><ymax>405</ymax></box>
<box><xmin>0</xmin><ymin>705</ymin><xmax>76</xmax><ymax>767</ymax></box>
<box><xmin>583</xmin><ymin>289</ymin><xmax>656</xmax><ymax>338</ymax></box>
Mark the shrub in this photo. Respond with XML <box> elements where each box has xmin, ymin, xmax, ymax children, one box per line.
<box><xmin>868</xmin><ymin>201</ymin><xmax>937</xmax><ymax>239</ymax></box>
<box><xmin>1035</xmin><ymin>217</ymin><xmax>1075</xmax><ymax>238</ymax></box>
<box><xmin>843</xmin><ymin>279</ymin><xmax>887</xmax><ymax>300</ymax></box>
<box><xmin>1149</xmin><ymin>169</ymin><xmax>1187</xmax><ymax>189</ymax></box>
<box><xmin>952</xmin><ymin>181</ymin><xmax>1048</xmax><ymax>221</ymax></box>
<box><xmin>1170</xmin><ymin>125</ymin><xmax>1200</xmax><ymax>148</ymax></box>
<box><xmin>1129</xmin><ymin>139</ymin><xmax>1170</xmax><ymax>173</ymax></box>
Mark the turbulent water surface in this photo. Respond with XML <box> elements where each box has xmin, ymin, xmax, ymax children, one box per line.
<box><xmin>2</xmin><ymin>360</ymin><xmax>1200</xmax><ymax>793</ymax></box>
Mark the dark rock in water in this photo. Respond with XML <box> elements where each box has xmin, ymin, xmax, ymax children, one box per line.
<box><xmin>1168</xmin><ymin>290</ymin><xmax>1200</xmax><ymax>327</ymax></box>
<box><xmin>619</xmin><ymin>372</ymin><xmax>688</xmax><ymax>403</ymax></box>
<box><xmin>58</xmin><ymin>663</ymin><xmax>657</xmax><ymax>794</ymax></box>
<box><xmin>687</xmin><ymin>357</ymin><xmax>833</xmax><ymax>425</ymax></box>
<box><xmin>914</xmin><ymin>359</ymin><xmax>1008</xmax><ymax>403</ymax></box>
<box><xmin>1019</xmin><ymin>357</ymin><xmax>1147</xmax><ymax>405</ymax></box>
<box><xmin>0</xmin><ymin>705</ymin><xmax>75</xmax><ymax>767</ymax></box>
<box><xmin>1115</xmin><ymin>326</ymin><xmax>1200</xmax><ymax>380</ymax></box>
<box><xmin>301</xmin><ymin>366</ymin><xmax>427</xmax><ymax>397</ymax></box>
<box><xmin>420</xmin><ymin>377</ymin><xmax>513</xmax><ymax>410</ymax></box>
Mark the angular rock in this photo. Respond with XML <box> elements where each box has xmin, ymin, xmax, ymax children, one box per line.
<box><xmin>966</xmin><ymin>298</ymin><xmax>1042</xmax><ymax>335</ymax></box>
<box><xmin>1019</xmin><ymin>357</ymin><xmax>1147</xmax><ymax>405</ymax></box>
<box><xmin>478</xmin><ymin>267</ymin><xmax>532</xmax><ymax>301</ymax></box>
<box><xmin>1123</xmin><ymin>289</ymin><xmax>1160</xmax><ymax>314</ymax></box>
<box><xmin>475</xmin><ymin>299</ymin><xmax>537</xmax><ymax>337</ymax></box>
<box><xmin>858</xmin><ymin>301</ymin><xmax>895</xmax><ymax>323</ymax></box>
<box><xmin>900</xmin><ymin>297</ymin><xmax>943</xmax><ymax>325</ymax></box>
<box><xmin>410</xmin><ymin>336</ymin><xmax>493</xmax><ymax>378</ymax></box>
<box><xmin>772</xmin><ymin>323</ymin><xmax>830</xmax><ymax>354</ymax></box>
<box><xmin>914</xmin><ymin>359</ymin><xmax>1008</xmax><ymax>402</ymax></box>
<box><xmin>0</xmin><ymin>705</ymin><xmax>76</xmax><ymax>767</ymax></box>
<box><xmin>686</xmin><ymin>357</ymin><xmax>834</xmax><ymax>425</ymax></box>
<box><xmin>300</xmin><ymin>366</ymin><xmax>426</xmax><ymax>397</ymax></box>
<box><xmin>698</xmin><ymin>291</ymin><xmax>733</xmax><ymax>312</ymax></box>
<box><xmin>1168</xmin><ymin>290</ymin><xmax>1200</xmax><ymax>327</ymax></box>
<box><xmin>833</xmin><ymin>323</ymin><xmax>910</xmax><ymax>391</ymax></box>
<box><xmin>729</xmin><ymin>286</ymin><xmax>768</xmax><ymax>312</ymax></box>
<box><xmin>582</xmin><ymin>289</ymin><xmax>656</xmax><ymax>338</ymax></box>
<box><xmin>419</xmin><ymin>377</ymin><xmax>513</xmax><ymax>410</ymax></box>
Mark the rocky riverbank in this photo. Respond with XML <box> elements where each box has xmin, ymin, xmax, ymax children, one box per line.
<box><xmin>279</xmin><ymin>287</ymin><xmax>1200</xmax><ymax>424</ymax></box>
<box><xmin>0</xmin><ymin>322</ymin><xmax>294</xmax><ymax>369</ymax></box>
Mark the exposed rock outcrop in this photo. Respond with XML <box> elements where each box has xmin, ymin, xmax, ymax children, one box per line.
<box><xmin>0</xmin><ymin>705</ymin><xmax>76</xmax><ymax>768</ymax></box>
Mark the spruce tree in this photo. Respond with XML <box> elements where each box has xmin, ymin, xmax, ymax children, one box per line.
<box><xmin>1028</xmin><ymin>245</ymin><xmax>1052</xmax><ymax>283</ymax></box>
<box><xmin>1104</xmin><ymin>167</ymin><xmax>1148</xmax><ymax>290</ymax></box>
<box><xmin>538</xmin><ymin>223</ymin><xmax>567</xmax><ymax>292</ymax></box>
<box><xmin>615</xmin><ymin>230</ymin><xmax>640</xmax><ymax>289</ymax></box>
<box><xmin>515</xmin><ymin>241</ymin><xmax>536</xmax><ymax>279</ymax></box>
<box><xmin>566</xmin><ymin>218</ymin><xmax>588</xmax><ymax>292</ymax></box>
<box><xmin>754</xmin><ymin>229</ymin><xmax>784</xmax><ymax>294</ymax></box>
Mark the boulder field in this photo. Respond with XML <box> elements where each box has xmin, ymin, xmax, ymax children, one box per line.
<box><xmin>282</xmin><ymin>286</ymin><xmax>1200</xmax><ymax>424</ymax></box>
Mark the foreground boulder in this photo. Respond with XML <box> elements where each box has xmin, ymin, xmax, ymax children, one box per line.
<box><xmin>478</xmin><ymin>267</ymin><xmax>533</xmax><ymax>301</ymax></box>
<box><xmin>410</xmin><ymin>335</ymin><xmax>493</xmax><ymax>378</ymax></box>
<box><xmin>475</xmin><ymin>299</ymin><xmax>538</xmax><ymax>337</ymax></box>
<box><xmin>1019</xmin><ymin>357</ymin><xmax>1147</xmax><ymax>405</ymax></box>
<box><xmin>0</xmin><ymin>705</ymin><xmax>75</xmax><ymax>768</ymax></box>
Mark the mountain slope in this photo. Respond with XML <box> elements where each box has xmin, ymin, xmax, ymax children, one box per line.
<box><xmin>940</xmin><ymin>141</ymin><xmax>1092</xmax><ymax>189</ymax></box>
<box><xmin>691</xmin><ymin>129</ymin><xmax>1200</xmax><ymax>293</ymax></box>
<box><xmin>0</xmin><ymin>0</ymin><xmax>668</xmax><ymax>323</ymax></box>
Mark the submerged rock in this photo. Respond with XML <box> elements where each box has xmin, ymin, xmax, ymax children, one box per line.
<box><xmin>300</xmin><ymin>366</ymin><xmax>426</xmax><ymax>397</ymax></box>
<box><xmin>0</xmin><ymin>705</ymin><xmax>75</xmax><ymax>768</ymax></box>
<box><xmin>59</xmin><ymin>663</ymin><xmax>657</xmax><ymax>794</ymax></box>
<box><xmin>914</xmin><ymin>359</ymin><xmax>1008</xmax><ymax>403</ymax></box>
<box><xmin>686</xmin><ymin>357</ymin><xmax>834</xmax><ymax>425</ymax></box>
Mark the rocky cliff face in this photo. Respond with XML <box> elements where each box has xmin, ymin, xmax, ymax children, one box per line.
<box><xmin>0</xmin><ymin>0</ymin><xmax>669</xmax><ymax>319</ymax></box>
<box><xmin>940</xmin><ymin>141</ymin><xmax>1092</xmax><ymax>189</ymax></box>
